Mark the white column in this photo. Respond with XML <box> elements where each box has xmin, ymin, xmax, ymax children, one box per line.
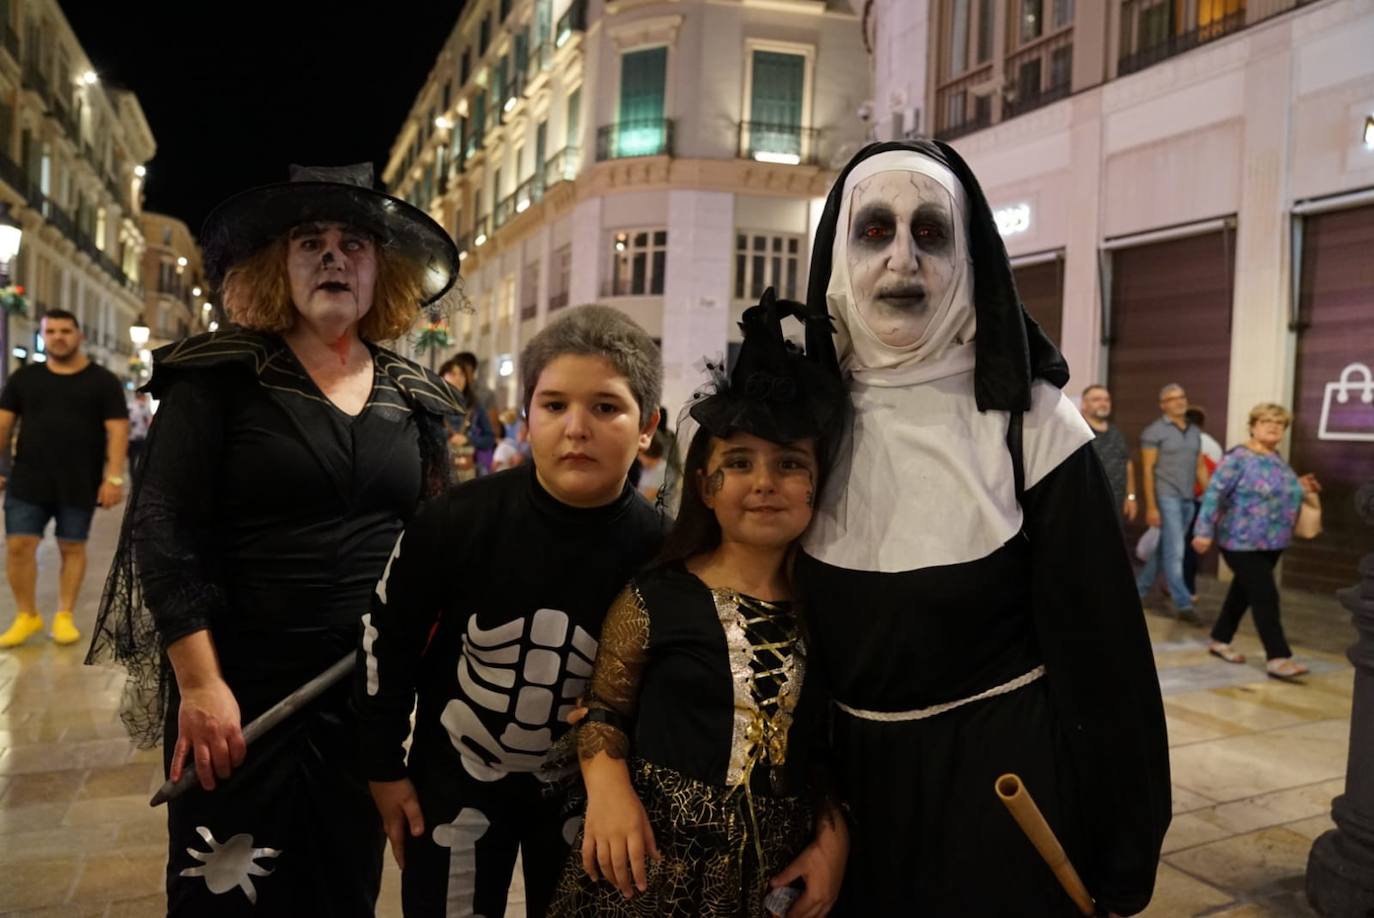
<box><xmin>1060</xmin><ymin>94</ymin><xmax>1107</xmax><ymax>390</ymax></box>
<box><xmin>660</xmin><ymin>190</ymin><xmax>734</xmax><ymax>420</ymax></box>
<box><xmin>568</xmin><ymin>197</ymin><xmax>602</xmax><ymax>306</ymax></box>
<box><xmin>1225</xmin><ymin>41</ymin><xmax>1294</xmax><ymax>448</ymax></box>
<box><xmin>535</xmin><ymin>225</ymin><xmax>552</xmax><ymax>328</ymax></box>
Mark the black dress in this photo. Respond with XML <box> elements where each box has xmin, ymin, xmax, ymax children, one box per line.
<box><xmin>797</xmin><ymin>442</ymin><xmax>1171</xmax><ymax>917</ymax></box>
<box><xmin>96</xmin><ymin>328</ymin><xmax>459</xmax><ymax>917</ymax></box>
<box><xmin>548</xmin><ymin>562</ymin><xmax>825</xmax><ymax>918</ymax></box>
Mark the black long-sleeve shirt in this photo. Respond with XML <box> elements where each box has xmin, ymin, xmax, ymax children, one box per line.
<box><xmin>357</xmin><ymin>464</ymin><xmax>666</xmax><ymax>782</ymax></box>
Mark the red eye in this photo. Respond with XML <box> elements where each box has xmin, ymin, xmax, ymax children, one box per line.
<box><xmin>862</xmin><ymin>225</ymin><xmax>890</xmax><ymax>239</ymax></box>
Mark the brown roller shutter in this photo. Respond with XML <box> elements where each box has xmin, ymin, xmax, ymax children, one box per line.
<box><xmin>1014</xmin><ymin>257</ymin><xmax>1064</xmax><ymax>347</ymax></box>
<box><xmin>1285</xmin><ymin>203</ymin><xmax>1374</xmax><ymax>593</ymax></box>
<box><xmin>1106</xmin><ymin>229</ymin><xmax>1236</xmax><ymax>562</ymax></box>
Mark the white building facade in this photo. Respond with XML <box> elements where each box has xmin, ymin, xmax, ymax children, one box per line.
<box><xmin>862</xmin><ymin>0</ymin><xmax>1374</xmax><ymax>591</ymax></box>
<box><xmin>0</xmin><ymin>0</ymin><xmax>155</xmax><ymax>384</ymax></box>
<box><xmin>384</xmin><ymin>0</ymin><xmax>868</xmax><ymax>415</ymax></box>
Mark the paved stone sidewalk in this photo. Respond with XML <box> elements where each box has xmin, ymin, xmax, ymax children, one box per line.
<box><xmin>0</xmin><ymin>510</ymin><xmax>1358</xmax><ymax>915</ymax></box>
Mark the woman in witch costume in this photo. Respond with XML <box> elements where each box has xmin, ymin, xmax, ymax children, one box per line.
<box><xmin>86</xmin><ymin>164</ymin><xmax>463</xmax><ymax>916</ymax></box>
<box><xmin>794</xmin><ymin>142</ymin><xmax>1171</xmax><ymax>915</ymax></box>
<box><xmin>548</xmin><ymin>291</ymin><xmax>850</xmax><ymax>918</ymax></box>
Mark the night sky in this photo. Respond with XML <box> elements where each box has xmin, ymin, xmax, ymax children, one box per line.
<box><xmin>62</xmin><ymin>1</ymin><xmax>465</xmax><ymax>235</ymax></box>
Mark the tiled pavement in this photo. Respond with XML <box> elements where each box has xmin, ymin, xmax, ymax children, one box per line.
<box><xmin>0</xmin><ymin>510</ymin><xmax>1360</xmax><ymax>916</ymax></box>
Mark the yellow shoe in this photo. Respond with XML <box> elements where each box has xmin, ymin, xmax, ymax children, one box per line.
<box><xmin>0</xmin><ymin>612</ymin><xmax>44</xmax><ymax>648</ymax></box>
<box><xmin>50</xmin><ymin>612</ymin><xmax>81</xmax><ymax>646</ymax></box>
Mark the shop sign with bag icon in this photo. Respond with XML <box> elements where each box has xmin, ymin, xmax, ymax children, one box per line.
<box><xmin>1318</xmin><ymin>362</ymin><xmax>1374</xmax><ymax>442</ymax></box>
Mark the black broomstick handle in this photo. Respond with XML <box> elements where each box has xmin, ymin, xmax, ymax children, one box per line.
<box><xmin>148</xmin><ymin>653</ymin><xmax>356</xmax><ymax>807</ymax></box>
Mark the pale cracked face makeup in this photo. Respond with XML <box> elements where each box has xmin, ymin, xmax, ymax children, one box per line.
<box><xmin>845</xmin><ymin>171</ymin><xmax>959</xmax><ymax>348</ymax></box>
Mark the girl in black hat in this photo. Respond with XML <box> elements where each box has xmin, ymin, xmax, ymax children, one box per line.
<box><xmin>87</xmin><ymin>164</ymin><xmax>463</xmax><ymax>916</ymax></box>
<box><xmin>548</xmin><ymin>291</ymin><xmax>850</xmax><ymax>918</ymax></box>
<box><xmin>795</xmin><ymin>141</ymin><xmax>1170</xmax><ymax>916</ymax></box>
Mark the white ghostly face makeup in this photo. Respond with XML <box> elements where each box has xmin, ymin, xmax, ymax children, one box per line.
<box><xmin>846</xmin><ymin>171</ymin><xmax>959</xmax><ymax>348</ymax></box>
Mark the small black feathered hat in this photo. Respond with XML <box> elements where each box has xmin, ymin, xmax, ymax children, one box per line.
<box><xmin>200</xmin><ymin>163</ymin><xmax>460</xmax><ymax>308</ymax></box>
<box><xmin>688</xmin><ymin>287</ymin><xmax>847</xmax><ymax>446</ymax></box>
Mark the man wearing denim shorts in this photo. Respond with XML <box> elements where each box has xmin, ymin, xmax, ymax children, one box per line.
<box><xmin>0</xmin><ymin>310</ymin><xmax>128</xmax><ymax>647</ymax></box>
<box><xmin>1136</xmin><ymin>383</ymin><xmax>1210</xmax><ymax>624</ymax></box>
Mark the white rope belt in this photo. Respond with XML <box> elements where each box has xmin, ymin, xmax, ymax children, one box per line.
<box><xmin>834</xmin><ymin>665</ymin><xmax>1046</xmax><ymax>723</ymax></box>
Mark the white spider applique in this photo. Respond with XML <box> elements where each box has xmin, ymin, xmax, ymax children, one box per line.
<box><xmin>180</xmin><ymin>825</ymin><xmax>282</xmax><ymax>904</ymax></box>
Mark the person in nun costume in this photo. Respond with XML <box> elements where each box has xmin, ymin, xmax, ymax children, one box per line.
<box><xmin>794</xmin><ymin>140</ymin><xmax>1171</xmax><ymax>916</ymax></box>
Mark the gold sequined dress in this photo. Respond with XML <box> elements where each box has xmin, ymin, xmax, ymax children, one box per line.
<box><xmin>547</xmin><ymin>562</ymin><xmax>824</xmax><ymax>917</ymax></box>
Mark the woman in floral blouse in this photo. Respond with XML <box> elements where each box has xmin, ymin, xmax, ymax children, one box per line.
<box><xmin>1192</xmin><ymin>403</ymin><xmax>1320</xmax><ymax>680</ymax></box>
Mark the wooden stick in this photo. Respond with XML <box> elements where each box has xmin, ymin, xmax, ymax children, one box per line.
<box><xmin>149</xmin><ymin>653</ymin><xmax>356</xmax><ymax>807</ymax></box>
<box><xmin>995</xmin><ymin>773</ymin><xmax>1095</xmax><ymax>916</ymax></box>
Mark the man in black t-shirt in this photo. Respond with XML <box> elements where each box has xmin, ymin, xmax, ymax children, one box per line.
<box><xmin>1081</xmin><ymin>384</ymin><xmax>1138</xmax><ymax>524</ymax></box>
<box><xmin>0</xmin><ymin>310</ymin><xmax>128</xmax><ymax>648</ymax></box>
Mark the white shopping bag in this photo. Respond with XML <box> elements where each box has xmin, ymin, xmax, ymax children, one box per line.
<box><xmin>1318</xmin><ymin>362</ymin><xmax>1374</xmax><ymax>442</ymax></box>
<box><xmin>1135</xmin><ymin>526</ymin><xmax>1160</xmax><ymax>563</ymax></box>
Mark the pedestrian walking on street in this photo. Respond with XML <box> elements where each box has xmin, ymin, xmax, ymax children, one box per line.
<box><xmin>86</xmin><ymin>163</ymin><xmax>463</xmax><ymax>917</ymax></box>
<box><xmin>1192</xmin><ymin>403</ymin><xmax>1320</xmax><ymax>681</ymax></box>
<box><xmin>1182</xmin><ymin>405</ymin><xmax>1223</xmax><ymax>602</ymax></box>
<box><xmin>1081</xmin><ymin>384</ymin><xmax>1138</xmax><ymax>523</ymax></box>
<box><xmin>0</xmin><ymin>309</ymin><xmax>128</xmax><ymax>649</ymax></box>
<box><xmin>439</xmin><ymin>352</ymin><xmax>495</xmax><ymax>481</ymax></box>
<box><xmin>1136</xmin><ymin>383</ymin><xmax>1211</xmax><ymax>623</ymax></box>
<box><xmin>126</xmin><ymin>390</ymin><xmax>154</xmax><ymax>479</ymax></box>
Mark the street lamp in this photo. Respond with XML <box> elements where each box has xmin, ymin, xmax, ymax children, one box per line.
<box><xmin>0</xmin><ymin>204</ymin><xmax>24</xmax><ymax>386</ymax></box>
<box><xmin>129</xmin><ymin>315</ymin><xmax>150</xmax><ymax>348</ymax></box>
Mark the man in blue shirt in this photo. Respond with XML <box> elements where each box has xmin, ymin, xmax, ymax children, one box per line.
<box><xmin>1137</xmin><ymin>383</ymin><xmax>1211</xmax><ymax>623</ymax></box>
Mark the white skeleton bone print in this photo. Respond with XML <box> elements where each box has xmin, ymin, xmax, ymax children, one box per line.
<box><xmin>441</xmin><ymin>609</ymin><xmax>596</xmax><ymax>782</ymax></box>
<box><xmin>433</xmin><ymin>807</ymin><xmax>491</xmax><ymax>918</ymax></box>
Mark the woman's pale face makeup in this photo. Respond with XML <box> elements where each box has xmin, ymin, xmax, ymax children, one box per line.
<box><xmin>846</xmin><ymin>171</ymin><xmax>959</xmax><ymax>348</ymax></box>
<box><xmin>699</xmin><ymin>432</ymin><xmax>819</xmax><ymax>552</ymax></box>
<box><xmin>286</xmin><ymin>222</ymin><xmax>378</xmax><ymax>328</ymax></box>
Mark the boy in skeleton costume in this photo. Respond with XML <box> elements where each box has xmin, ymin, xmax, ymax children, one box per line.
<box><xmin>358</xmin><ymin>305</ymin><xmax>666</xmax><ymax>917</ymax></box>
<box><xmin>795</xmin><ymin>141</ymin><xmax>1170</xmax><ymax>915</ymax></box>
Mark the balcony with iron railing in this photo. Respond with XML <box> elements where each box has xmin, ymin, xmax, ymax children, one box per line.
<box><xmin>500</xmin><ymin>72</ymin><xmax>526</xmax><ymax>122</ymax></box>
<box><xmin>596</xmin><ymin>119</ymin><xmax>674</xmax><ymax>161</ymax></box>
<box><xmin>527</xmin><ymin>41</ymin><xmax>554</xmax><ymax>80</ymax></box>
<box><xmin>514</xmin><ymin>174</ymin><xmax>544</xmax><ymax>214</ymax></box>
<box><xmin>1118</xmin><ymin>2</ymin><xmax>1247</xmax><ymax>77</ymax></box>
<box><xmin>737</xmin><ymin>122</ymin><xmax>819</xmax><ymax>166</ymax></box>
<box><xmin>1003</xmin><ymin>30</ymin><xmax>1073</xmax><ymax>120</ymax></box>
<box><xmin>554</xmin><ymin>0</ymin><xmax>587</xmax><ymax>50</ymax></box>
<box><xmin>21</xmin><ymin>63</ymin><xmax>48</xmax><ymax>105</ymax></box>
<box><xmin>0</xmin><ymin>152</ymin><xmax>27</xmax><ymax>196</ymax></box>
<box><xmin>934</xmin><ymin>67</ymin><xmax>993</xmax><ymax>141</ymax></box>
<box><xmin>471</xmin><ymin>213</ymin><xmax>492</xmax><ymax>249</ymax></box>
<box><xmin>493</xmin><ymin>190</ymin><xmax>516</xmax><ymax>229</ymax></box>
<box><xmin>544</xmin><ymin>146</ymin><xmax>581</xmax><ymax>187</ymax></box>
<box><xmin>1</xmin><ymin>21</ymin><xmax>19</xmax><ymax>64</ymax></box>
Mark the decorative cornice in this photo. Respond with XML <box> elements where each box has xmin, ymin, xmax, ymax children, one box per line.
<box><xmin>607</xmin><ymin>13</ymin><xmax>685</xmax><ymax>51</ymax></box>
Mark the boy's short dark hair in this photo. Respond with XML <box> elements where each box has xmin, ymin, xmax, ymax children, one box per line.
<box><xmin>520</xmin><ymin>305</ymin><xmax>662</xmax><ymax>424</ymax></box>
<box><xmin>455</xmin><ymin>352</ymin><xmax>478</xmax><ymax>372</ymax></box>
<box><xmin>41</xmin><ymin>309</ymin><xmax>80</xmax><ymax>330</ymax></box>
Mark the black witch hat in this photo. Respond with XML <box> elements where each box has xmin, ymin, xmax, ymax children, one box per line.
<box><xmin>200</xmin><ymin>163</ymin><xmax>460</xmax><ymax>308</ymax></box>
<box><xmin>689</xmin><ymin>287</ymin><xmax>847</xmax><ymax>447</ymax></box>
<box><xmin>804</xmin><ymin>139</ymin><xmax>1068</xmax><ymax>412</ymax></box>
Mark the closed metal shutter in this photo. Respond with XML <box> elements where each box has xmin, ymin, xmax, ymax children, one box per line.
<box><xmin>1013</xmin><ymin>257</ymin><xmax>1064</xmax><ymax>347</ymax></box>
<box><xmin>1284</xmin><ymin>203</ymin><xmax>1374</xmax><ymax>593</ymax></box>
<box><xmin>1106</xmin><ymin>229</ymin><xmax>1236</xmax><ymax>565</ymax></box>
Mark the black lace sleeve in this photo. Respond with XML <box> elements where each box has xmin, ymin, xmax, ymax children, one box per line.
<box><xmin>86</xmin><ymin>370</ymin><xmax>231</xmax><ymax>747</ymax></box>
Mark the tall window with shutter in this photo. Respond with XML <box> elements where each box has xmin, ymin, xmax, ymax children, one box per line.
<box><xmin>615</xmin><ymin>47</ymin><xmax>667</xmax><ymax>158</ymax></box>
<box><xmin>747</xmin><ymin>50</ymin><xmax>805</xmax><ymax>163</ymax></box>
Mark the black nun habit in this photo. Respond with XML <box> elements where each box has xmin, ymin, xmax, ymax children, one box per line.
<box><xmin>794</xmin><ymin>141</ymin><xmax>1171</xmax><ymax>916</ymax></box>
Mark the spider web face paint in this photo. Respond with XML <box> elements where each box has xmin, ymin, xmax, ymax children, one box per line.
<box><xmin>179</xmin><ymin>826</ymin><xmax>281</xmax><ymax>904</ymax></box>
